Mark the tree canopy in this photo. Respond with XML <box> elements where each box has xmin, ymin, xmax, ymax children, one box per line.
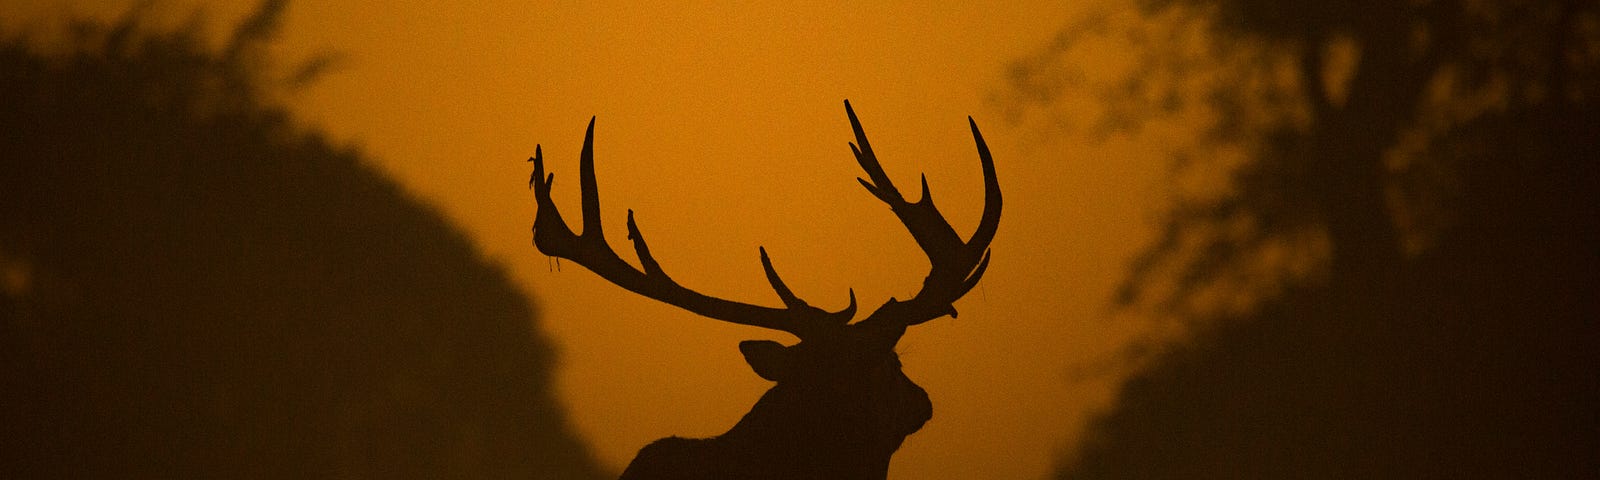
<box><xmin>0</xmin><ymin>3</ymin><xmax>605</xmax><ymax>478</ymax></box>
<box><xmin>1003</xmin><ymin>1</ymin><xmax>1598</xmax><ymax>477</ymax></box>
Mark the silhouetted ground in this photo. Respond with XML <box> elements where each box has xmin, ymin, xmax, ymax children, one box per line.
<box><xmin>0</xmin><ymin>5</ymin><xmax>605</xmax><ymax>479</ymax></box>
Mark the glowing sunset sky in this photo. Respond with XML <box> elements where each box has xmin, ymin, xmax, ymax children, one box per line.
<box><xmin>1</xmin><ymin>2</ymin><xmax>1172</xmax><ymax>478</ymax></box>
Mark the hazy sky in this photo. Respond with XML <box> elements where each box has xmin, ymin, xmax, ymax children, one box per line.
<box><xmin>2</xmin><ymin>2</ymin><xmax>1172</xmax><ymax>478</ymax></box>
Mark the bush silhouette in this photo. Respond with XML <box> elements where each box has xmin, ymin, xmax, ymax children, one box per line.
<box><xmin>0</xmin><ymin>4</ymin><xmax>605</xmax><ymax>478</ymax></box>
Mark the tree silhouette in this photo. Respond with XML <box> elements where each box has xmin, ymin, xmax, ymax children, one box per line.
<box><xmin>0</xmin><ymin>3</ymin><xmax>605</xmax><ymax>478</ymax></box>
<box><xmin>1003</xmin><ymin>1</ymin><xmax>1598</xmax><ymax>478</ymax></box>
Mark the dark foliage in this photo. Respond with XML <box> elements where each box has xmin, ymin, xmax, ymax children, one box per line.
<box><xmin>1003</xmin><ymin>0</ymin><xmax>1599</xmax><ymax>478</ymax></box>
<box><xmin>1062</xmin><ymin>105</ymin><xmax>1599</xmax><ymax>479</ymax></box>
<box><xmin>0</xmin><ymin>4</ymin><xmax>604</xmax><ymax>478</ymax></box>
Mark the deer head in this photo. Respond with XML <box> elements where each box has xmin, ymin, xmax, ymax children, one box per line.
<box><xmin>528</xmin><ymin>100</ymin><xmax>1000</xmax><ymax>479</ymax></box>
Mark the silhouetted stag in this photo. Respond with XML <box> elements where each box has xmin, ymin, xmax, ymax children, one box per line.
<box><xmin>527</xmin><ymin>100</ymin><xmax>1000</xmax><ymax>479</ymax></box>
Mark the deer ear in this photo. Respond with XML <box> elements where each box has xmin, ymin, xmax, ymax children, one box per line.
<box><xmin>739</xmin><ymin>340</ymin><xmax>793</xmax><ymax>382</ymax></box>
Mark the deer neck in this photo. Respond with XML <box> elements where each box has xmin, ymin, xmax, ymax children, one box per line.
<box><xmin>712</xmin><ymin>384</ymin><xmax>902</xmax><ymax>478</ymax></box>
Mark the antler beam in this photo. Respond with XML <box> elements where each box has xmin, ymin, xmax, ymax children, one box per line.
<box><xmin>529</xmin><ymin>118</ymin><xmax>853</xmax><ymax>340</ymax></box>
<box><xmin>528</xmin><ymin>102</ymin><xmax>1000</xmax><ymax>340</ymax></box>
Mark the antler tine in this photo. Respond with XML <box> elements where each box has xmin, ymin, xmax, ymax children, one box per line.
<box><xmin>760</xmin><ymin>247</ymin><xmax>857</xmax><ymax>326</ymax></box>
<box><xmin>846</xmin><ymin>100</ymin><xmax>967</xmax><ymax>261</ymax></box>
<box><xmin>844</xmin><ymin>100</ymin><xmax>1002</xmax><ymax>329</ymax></box>
<box><xmin>530</xmin><ymin>118</ymin><xmax>854</xmax><ymax>339</ymax></box>
<box><xmin>965</xmin><ymin>116</ymin><xmax>1003</xmax><ymax>257</ymax></box>
<box><xmin>578</xmin><ymin>117</ymin><xmax>604</xmax><ymax>241</ymax></box>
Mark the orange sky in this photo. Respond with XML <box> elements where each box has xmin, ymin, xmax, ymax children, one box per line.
<box><xmin>2</xmin><ymin>2</ymin><xmax>1172</xmax><ymax>478</ymax></box>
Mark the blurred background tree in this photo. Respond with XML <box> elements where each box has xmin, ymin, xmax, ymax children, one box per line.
<box><xmin>1002</xmin><ymin>0</ymin><xmax>1598</xmax><ymax>477</ymax></box>
<box><xmin>0</xmin><ymin>2</ymin><xmax>605</xmax><ymax>478</ymax></box>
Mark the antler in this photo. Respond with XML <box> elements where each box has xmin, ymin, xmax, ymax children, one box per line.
<box><xmin>528</xmin><ymin>102</ymin><xmax>1000</xmax><ymax>341</ymax></box>
<box><xmin>529</xmin><ymin>118</ymin><xmax>856</xmax><ymax>340</ymax></box>
<box><xmin>844</xmin><ymin>100</ymin><xmax>1002</xmax><ymax>331</ymax></box>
